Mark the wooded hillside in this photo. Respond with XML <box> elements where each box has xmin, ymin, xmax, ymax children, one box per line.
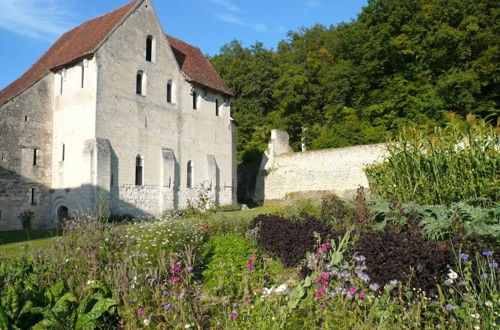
<box><xmin>210</xmin><ymin>0</ymin><xmax>499</xmax><ymax>166</ymax></box>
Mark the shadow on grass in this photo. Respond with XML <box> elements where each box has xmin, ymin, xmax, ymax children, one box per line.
<box><xmin>0</xmin><ymin>229</ymin><xmax>61</xmax><ymax>246</ymax></box>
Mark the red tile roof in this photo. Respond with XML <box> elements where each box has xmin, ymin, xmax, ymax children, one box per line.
<box><xmin>0</xmin><ymin>0</ymin><xmax>140</xmax><ymax>106</ymax></box>
<box><xmin>166</xmin><ymin>35</ymin><xmax>233</xmax><ymax>96</ymax></box>
<box><xmin>0</xmin><ymin>0</ymin><xmax>232</xmax><ymax>106</ymax></box>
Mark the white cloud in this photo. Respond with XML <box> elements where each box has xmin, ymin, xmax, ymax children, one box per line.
<box><xmin>215</xmin><ymin>12</ymin><xmax>268</xmax><ymax>32</ymax></box>
<box><xmin>307</xmin><ymin>0</ymin><xmax>321</xmax><ymax>8</ymax></box>
<box><xmin>208</xmin><ymin>0</ymin><xmax>239</xmax><ymax>12</ymax></box>
<box><xmin>0</xmin><ymin>0</ymin><xmax>75</xmax><ymax>42</ymax></box>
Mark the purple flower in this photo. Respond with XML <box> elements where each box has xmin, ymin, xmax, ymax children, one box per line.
<box><xmin>138</xmin><ymin>307</ymin><xmax>145</xmax><ymax>315</ymax></box>
<box><xmin>163</xmin><ymin>304</ymin><xmax>171</xmax><ymax>310</ymax></box>
<box><xmin>230</xmin><ymin>311</ymin><xmax>238</xmax><ymax>319</ymax></box>
<box><xmin>321</xmin><ymin>272</ymin><xmax>329</xmax><ymax>280</ymax></box>
<box><xmin>170</xmin><ymin>276</ymin><xmax>180</xmax><ymax>282</ymax></box>
<box><xmin>179</xmin><ymin>292</ymin><xmax>186</xmax><ymax>298</ymax></box>
<box><xmin>163</xmin><ymin>290</ymin><xmax>169</xmax><ymax>295</ymax></box>
<box><xmin>246</xmin><ymin>259</ymin><xmax>255</xmax><ymax>271</ymax></box>
<box><xmin>348</xmin><ymin>286</ymin><xmax>357</xmax><ymax>294</ymax></box>
<box><xmin>481</xmin><ymin>273</ymin><xmax>488</xmax><ymax>278</ymax></box>
<box><xmin>482</xmin><ymin>251</ymin><xmax>492</xmax><ymax>256</ymax></box>
<box><xmin>445</xmin><ymin>304</ymin><xmax>453</xmax><ymax>311</ymax></box>
<box><xmin>489</xmin><ymin>262</ymin><xmax>498</xmax><ymax>268</ymax></box>
<box><xmin>357</xmin><ymin>290</ymin><xmax>366</xmax><ymax>298</ymax></box>
<box><xmin>369</xmin><ymin>283</ymin><xmax>380</xmax><ymax>292</ymax></box>
<box><xmin>357</xmin><ymin>272</ymin><xmax>370</xmax><ymax>282</ymax></box>
<box><xmin>459</xmin><ymin>253</ymin><xmax>469</xmax><ymax>261</ymax></box>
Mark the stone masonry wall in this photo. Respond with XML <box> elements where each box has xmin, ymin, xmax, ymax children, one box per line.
<box><xmin>255</xmin><ymin>130</ymin><xmax>388</xmax><ymax>203</ymax></box>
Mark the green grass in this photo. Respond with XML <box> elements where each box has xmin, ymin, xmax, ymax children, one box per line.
<box><xmin>0</xmin><ymin>229</ymin><xmax>61</xmax><ymax>258</ymax></box>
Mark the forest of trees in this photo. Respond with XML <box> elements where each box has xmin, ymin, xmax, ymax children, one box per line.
<box><xmin>211</xmin><ymin>0</ymin><xmax>498</xmax><ymax>156</ymax></box>
<box><xmin>209</xmin><ymin>0</ymin><xmax>499</xmax><ymax>202</ymax></box>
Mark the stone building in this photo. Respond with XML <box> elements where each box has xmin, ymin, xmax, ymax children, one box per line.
<box><xmin>0</xmin><ymin>0</ymin><xmax>237</xmax><ymax>230</ymax></box>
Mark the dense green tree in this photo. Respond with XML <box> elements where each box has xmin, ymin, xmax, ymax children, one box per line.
<box><xmin>209</xmin><ymin>0</ymin><xmax>499</xmax><ymax>202</ymax></box>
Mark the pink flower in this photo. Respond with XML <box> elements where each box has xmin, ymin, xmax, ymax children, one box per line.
<box><xmin>348</xmin><ymin>286</ymin><xmax>357</xmax><ymax>294</ymax></box>
<box><xmin>321</xmin><ymin>272</ymin><xmax>329</xmax><ymax>280</ymax></box>
<box><xmin>138</xmin><ymin>307</ymin><xmax>145</xmax><ymax>315</ymax></box>
<box><xmin>170</xmin><ymin>276</ymin><xmax>180</xmax><ymax>282</ymax></box>
<box><xmin>319</xmin><ymin>305</ymin><xmax>325</xmax><ymax>310</ymax></box>
<box><xmin>243</xmin><ymin>297</ymin><xmax>251</xmax><ymax>304</ymax></box>
<box><xmin>315</xmin><ymin>287</ymin><xmax>327</xmax><ymax>299</ymax></box>
<box><xmin>357</xmin><ymin>290</ymin><xmax>366</xmax><ymax>298</ymax></box>
<box><xmin>179</xmin><ymin>291</ymin><xmax>185</xmax><ymax>298</ymax></box>
<box><xmin>321</xmin><ymin>242</ymin><xmax>330</xmax><ymax>253</ymax></box>
<box><xmin>230</xmin><ymin>311</ymin><xmax>238</xmax><ymax>319</ymax></box>
<box><xmin>251</xmin><ymin>253</ymin><xmax>258</xmax><ymax>260</ymax></box>
<box><xmin>171</xmin><ymin>264</ymin><xmax>183</xmax><ymax>273</ymax></box>
<box><xmin>246</xmin><ymin>259</ymin><xmax>255</xmax><ymax>271</ymax></box>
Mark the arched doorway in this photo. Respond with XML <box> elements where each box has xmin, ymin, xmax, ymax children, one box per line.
<box><xmin>57</xmin><ymin>206</ymin><xmax>69</xmax><ymax>222</ymax></box>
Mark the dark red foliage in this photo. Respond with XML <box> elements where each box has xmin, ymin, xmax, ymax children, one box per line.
<box><xmin>354</xmin><ymin>231</ymin><xmax>454</xmax><ymax>293</ymax></box>
<box><xmin>249</xmin><ymin>214</ymin><xmax>335</xmax><ymax>267</ymax></box>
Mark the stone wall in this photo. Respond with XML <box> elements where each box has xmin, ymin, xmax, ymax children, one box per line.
<box><xmin>255</xmin><ymin>130</ymin><xmax>388</xmax><ymax>203</ymax></box>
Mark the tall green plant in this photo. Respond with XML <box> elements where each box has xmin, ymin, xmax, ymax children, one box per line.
<box><xmin>366</xmin><ymin>114</ymin><xmax>499</xmax><ymax>205</ymax></box>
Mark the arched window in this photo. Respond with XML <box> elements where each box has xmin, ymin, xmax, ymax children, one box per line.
<box><xmin>215</xmin><ymin>99</ymin><xmax>220</xmax><ymax>116</ymax></box>
<box><xmin>135</xmin><ymin>155</ymin><xmax>143</xmax><ymax>186</ymax></box>
<box><xmin>167</xmin><ymin>80</ymin><xmax>172</xmax><ymax>103</ymax></box>
<box><xmin>146</xmin><ymin>35</ymin><xmax>153</xmax><ymax>62</ymax></box>
<box><xmin>136</xmin><ymin>71</ymin><xmax>146</xmax><ymax>95</ymax></box>
<box><xmin>187</xmin><ymin>161</ymin><xmax>193</xmax><ymax>188</ymax></box>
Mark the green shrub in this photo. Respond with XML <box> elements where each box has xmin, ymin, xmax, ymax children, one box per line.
<box><xmin>366</xmin><ymin>114</ymin><xmax>499</xmax><ymax>205</ymax></box>
<box><xmin>202</xmin><ymin>235</ymin><xmax>260</xmax><ymax>297</ymax></box>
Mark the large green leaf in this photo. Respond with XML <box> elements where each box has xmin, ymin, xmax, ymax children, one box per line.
<box><xmin>75</xmin><ymin>298</ymin><xmax>117</xmax><ymax>330</ymax></box>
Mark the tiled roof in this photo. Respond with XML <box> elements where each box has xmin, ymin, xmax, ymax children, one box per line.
<box><xmin>0</xmin><ymin>0</ymin><xmax>140</xmax><ymax>106</ymax></box>
<box><xmin>167</xmin><ymin>35</ymin><xmax>233</xmax><ymax>96</ymax></box>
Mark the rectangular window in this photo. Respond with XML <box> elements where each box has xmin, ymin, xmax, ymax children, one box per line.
<box><xmin>215</xmin><ymin>99</ymin><xmax>220</xmax><ymax>116</ymax></box>
<box><xmin>33</xmin><ymin>148</ymin><xmax>38</xmax><ymax>166</ymax></box>
<box><xmin>81</xmin><ymin>65</ymin><xmax>85</xmax><ymax>88</ymax></box>
<box><xmin>60</xmin><ymin>74</ymin><xmax>63</xmax><ymax>95</ymax></box>
<box><xmin>31</xmin><ymin>188</ymin><xmax>36</xmax><ymax>205</ymax></box>
<box><xmin>62</xmin><ymin>144</ymin><xmax>65</xmax><ymax>161</ymax></box>
<box><xmin>193</xmin><ymin>92</ymin><xmax>198</xmax><ymax>110</ymax></box>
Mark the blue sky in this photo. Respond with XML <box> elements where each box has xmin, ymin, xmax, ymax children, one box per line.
<box><xmin>0</xmin><ymin>0</ymin><xmax>367</xmax><ymax>90</ymax></box>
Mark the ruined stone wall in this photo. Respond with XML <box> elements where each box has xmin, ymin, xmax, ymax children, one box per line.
<box><xmin>0</xmin><ymin>75</ymin><xmax>54</xmax><ymax>229</ymax></box>
<box><xmin>255</xmin><ymin>130</ymin><xmax>388</xmax><ymax>203</ymax></box>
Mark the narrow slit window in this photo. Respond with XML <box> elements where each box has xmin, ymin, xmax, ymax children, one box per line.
<box><xmin>33</xmin><ymin>148</ymin><xmax>38</xmax><ymax>166</ymax></box>
<box><xmin>81</xmin><ymin>64</ymin><xmax>85</xmax><ymax>88</ymax></box>
<box><xmin>187</xmin><ymin>161</ymin><xmax>193</xmax><ymax>188</ymax></box>
<box><xmin>192</xmin><ymin>92</ymin><xmax>198</xmax><ymax>110</ymax></box>
<box><xmin>146</xmin><ymin>36</ymin><xmax>153</xmax><ymax>62</ymax></box>
<box><xmin>215</xmin><ymin>99</ymin><xmax>220</xmax><ymax>116</ymax></box>
<box><xmin>62</xmin><ymin>144</ymin><xmax>65</xmax><ymax>161</ymax></box>
<box><xmin>60</xmin><ymin>74</ymin><xmax>63</xmax><ymax>95</ymax></box>
<box><xmin>135</xmin><ymin>155</ymin><xmax>143</xmax><ymax>186</ymax></box>
<box><xmin>31</xmin><ymin>188</ymin><xmax>36</xmax><ymax>205</ymax></box>
<box><xmin>136</xmin><ymin>71</ymin><xmax>143</xmax><ymax>95</ymax></box>
<box><xmin>167</xmin><ymin>82</ymin><xmax>172</xmax><ymax>103</ymax></box>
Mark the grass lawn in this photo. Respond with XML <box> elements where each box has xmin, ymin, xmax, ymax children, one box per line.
<box><xmin>0</xmin><ymin>206</ymin><xmax>271</xmax><ymax>259</ymax></box>
<box><xmin>0</xmin><ymin>228</ymin><xmax>61</xmax><ymax>258</ymax></box>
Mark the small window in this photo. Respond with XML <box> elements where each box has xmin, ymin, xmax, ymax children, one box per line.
<box><xmin>192</xmin><ymin>92</ymin><xmax>198</xmax><ymax>110</ymax></box>
<box><xmin>24</xmin><ymin>115</ymin><xmax>29</xmax><ymax>122</ymax></box>
<box><xmin>215</xmin><ymin>99</ymin><xmax>220</xmax><ymax>116</ymax></box>
<box><xmin>33</xmin><ymin>149</ymin><xmax>38</xmax><ymax>166</ymax></box>
<box><xmin>167</xmin><ymin>81</ymin><xmax>172</xmax><ymax>103</ymax></box>
<box><xmin>60</xmin><ymin>73</ymin><xmax>64</xmax><ymax>95</ymax></box>
<box><xmin>146</xmin><ymin>36</ymin><xmax>153</xmax><ymax>62</ymax></box>
<box><xmin>136</xmin><ymin>71</ymin><xmax>146</xmax><ymax>95</ymax></box>
<box><xmin>187</xmin><ymin>161</ymin><xmax>193</xmax><ymax>188</ymax></box>
<box><xmin>135</xmin><ymin>155</ymin><xmax>143</xmax><ymax>186</ymax></box>
<box><xmin>81</xmin><ymin>64</ymin><xmax>85</xmax><ymax>88</ymax></box>
<box><xmin>31</xmin><ymin>188</ymin><xmax>36</xmax><ymax>205</ymax></box>
<box><xmin>62</xmin><ymin>144</ymin><xmax>65</xmax><ymax>161</ymax></box>
<box><xmin>0</xmin><ymin>150</ymin><xmax>6</xmax><ymax>162</ymax></box>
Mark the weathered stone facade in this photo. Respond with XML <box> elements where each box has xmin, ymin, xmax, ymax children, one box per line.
<box><xmin>255</xmin><ymin>130</ymin><xmax>387</xmax><ymax>203</ymax></box>
<box><xmin>0</xmin><ymin>0</ymin><xmax>236</xmax><ymax>230</ymax></box>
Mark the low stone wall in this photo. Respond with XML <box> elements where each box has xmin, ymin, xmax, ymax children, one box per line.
<box><xmin>255</xmin><ymin>130</ymin><xmax>388</xmax><ymax>203</ymax></box>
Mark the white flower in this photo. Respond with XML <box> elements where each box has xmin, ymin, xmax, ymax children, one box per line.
<box><xmin>143</xmin><ymin>318</ymin><xmax>150</xmax><ymax>326</ymax></box>
<box><xmin>184</xmin><ymin>325</ymin><xmax>191</xmax><ymax>329</ymax></box>
<box><xmin>448</xmin><ymin>270</ymin><xmax>458</xmax><ymax>280</ymax></box>
<box><xmin>485</xmin><ymin>300</ymin><xmax>493</xmax><ymax>307</ymax></box>
<box><xmin>86</xmin><ymin>280</ymin><xmax>95</xmax><ymax>285</ymax></box>
<box><xmin>474</xmin><ymin>326</ymin><xmax>480</xmax><ymax>330</ymax></box>
<box><xmin>275</xmin><ymin>284</ymin><xmax>288</xmax><ymax>294</ymax></box>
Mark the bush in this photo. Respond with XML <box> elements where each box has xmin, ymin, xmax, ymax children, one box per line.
<box><xmin>250</xmin><ymin>215</ymin><xmax>336</xmax><ymax>267</ymax></box>
<box><xmin>202</xmin><ymin>235</ymin><xmax>260</xmax><ymax>296</ymax></box>
<box><xmin>354</xmin><ymin>231</ymin><xmax>453</xmax><ymax>293</ymax></box>
<box><xmin>365</xmin><ymin>114</ymin><xmax>499</xmax><ymax>205</ymax></box>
